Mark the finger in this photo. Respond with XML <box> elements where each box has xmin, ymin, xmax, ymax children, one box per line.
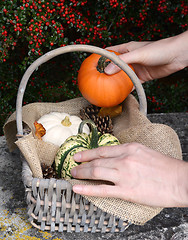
<box><xmin>105</xmin><ymin>40</ymin><xmax>156</xmax><ymax>75</ymax></box>
<box><xmin>71</xmin><ymin>165</ymin><xmax>119</xmax><ymax>183</ymax></box>
<box><xmin>104</xmin><ymin>62</ymin><xmax>121</xmax><ymax>75</ymax></box>
<box><xmin>106</xmin><ymin>43</ymin><xmax>131</xmax><ymax>53</ymax></box>
<box><xmin>105</xmin><ymin>41</ymin><xmax>152</xmax><ymax>75</ymax></box>
<box><xmin>74</xmin><ymin>156</ymin><xmax>120</xmax><ymax>169</ymax></box>
<box><xmin>74</xmin><ymin>144</ymin><xmax>128</xmax><ymax>162</ymax></box>
<box><xmin>105</xmin><ymin>50</ymin><xmax>145</xmax><ymax>75</ymax></box>
<box><xmin>106</xmin><ymin>41</ymin><xmax>151</xmax><ymax>54</ymax></box>
<box><xmin>72</xmin><ymin>184</ymin><xmax>123</xmax><ymax>199</ymax></box>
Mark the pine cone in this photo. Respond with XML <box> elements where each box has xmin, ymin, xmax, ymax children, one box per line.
<box><xmin>80</xmin><ymin>105</ymin><xmax>113</xmax><ymax>134</ymax></box>
<box><xmin>41</xmin><ymin>163</ymin><xmax>58</xmax><ymax>179</ymax></box>
<box><xmin>80</xmin><ymin>105</ymin><xmax>100</xmax><ymax>120</ymax></box>
<box><xmin>94</xmin><ymin>115</ymin><xmax>113</xmax><ymax>135</ymax></box>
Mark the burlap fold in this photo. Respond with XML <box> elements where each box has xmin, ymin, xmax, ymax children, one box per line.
<box><xmin>3</xmin><ymin>94</ymin><xmax>182</xmax><ymax>225</ymax></box>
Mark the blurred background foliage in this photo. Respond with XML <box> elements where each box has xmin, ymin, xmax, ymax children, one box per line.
<box><xmin>0</xmin><ymin>0</ymin><xmax>187</xmax><ymax>135</ymax></box>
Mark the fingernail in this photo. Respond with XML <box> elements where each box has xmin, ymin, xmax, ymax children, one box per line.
<box><xmin>74</xmin><ymin>152</ymin><xmax>81</xmax><ymax>161</ymax></box>
<box><xmin>73</xmin><ymin>185</ymin><xmax>83</xmax><ymax>193</ymax></box>
<box><xmin>104</xmin><ymin>63</ymin><xmax>117</xmax><ymax>75</ymax></box>
<box><xmin>104</xmin><ymin>63</ymin><xmax>121</xmax><ymax>75</ymax></box>
<box><xmin>71</xmin><ymin>167</ymin><xmax>76</xmax><ymax>177</ymax></box>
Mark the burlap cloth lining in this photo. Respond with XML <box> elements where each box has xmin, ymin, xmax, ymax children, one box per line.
<box><xmin>3</xmin><ymin>94</ymin><xmax>182</xmax><ymax>225</ymax></box>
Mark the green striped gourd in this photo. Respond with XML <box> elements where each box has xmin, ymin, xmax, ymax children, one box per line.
<box><xmin>55</xmin><ymin>119</ymin><xmax>120</xmax><ymax>179</ymax></box>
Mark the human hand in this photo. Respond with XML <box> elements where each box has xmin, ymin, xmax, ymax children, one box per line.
<box><xmin>71</xmin><ymin>143</ymin><xmax>188</xmax><ymax>208</ymax></box>
<box><xmin>105</xmin><ymin>31</ymin><xmax>188</xmax><ymax>83</ymax></box>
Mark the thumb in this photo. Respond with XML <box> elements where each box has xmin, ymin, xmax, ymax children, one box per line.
<box><xmin>104</xmin><ymin>61</ymin><xmax>121</xmax><ymax>75</ymax></box>
<box><xmin>104</xmin><ymin>51</ymin><xmax>141</xmax><ymax>75</ymax></box>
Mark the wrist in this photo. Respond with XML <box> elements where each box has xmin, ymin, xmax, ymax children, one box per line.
<box><xmin>172</xmin><ymin>31</ymin><xmax>188</xmax><ymax>70</ymax></box>
<box><xmin>175</xmin><ymin>161</ymin><xmax>188</xmax><ymax>207</ymax></box>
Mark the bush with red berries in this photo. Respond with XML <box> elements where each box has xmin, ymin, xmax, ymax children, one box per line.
<box><xmin>0</xmin><ymin>0</ymin><xmax>187</xmax><ymax>135</ymax></box>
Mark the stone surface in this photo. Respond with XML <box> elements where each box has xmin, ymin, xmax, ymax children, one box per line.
<box><xmin>0</xmin><ymin>112</ymin><xmax>188</xmax><ymax>239</ymax></box>
<box><xmin>148</xmin><ymin>112</ymin><xmax>188</xmax><ymax>162</ymax></box>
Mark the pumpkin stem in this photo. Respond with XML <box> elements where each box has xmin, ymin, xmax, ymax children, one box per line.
<box><xmin>61</xmin><ymin>116</ymin><xmax>72</xmax><ymax>127</ymax></box>
<box><xmin>97</xmin><ymin>56</ymin><xmax>111</xmax><ymax>73</ymax></box>
<box><xmin>78</xmin><ymin>119</ymin><xmax>99</xmax><ymax>148</ymax></box>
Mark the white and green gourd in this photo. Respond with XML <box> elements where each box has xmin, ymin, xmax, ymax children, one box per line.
<box><xmin>55</xmin><ymin>119</ymin><xmax>120</xmax><ymax>179</ymax></box>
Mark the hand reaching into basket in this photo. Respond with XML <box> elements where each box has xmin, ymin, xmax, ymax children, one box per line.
<box><xmin>71</xmin><ymin>143</ymin><xmax>188</xmax><ymax>208</ymax></box>
<box><xmin>105</xmin><ymin>30</ymin><xmax>188</xmax><ymax>83</ymax></box>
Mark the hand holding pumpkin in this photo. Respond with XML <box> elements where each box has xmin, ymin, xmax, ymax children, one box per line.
<box><xmin>105</xmin><ymin>30</ymin><xmax>188</xmax><ymax>83</ymax></box>
<box><xmin>78</xmin><ymin>50</ymin><xmax>134</xmax><ymax>107</ymax></box>
<box><xmin>71</xmin><ymin>143</ymin><xmax>188</xmax><ymax>208</ymax></box>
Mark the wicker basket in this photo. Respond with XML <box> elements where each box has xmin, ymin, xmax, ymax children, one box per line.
<box><xmin>16</xmin><ymin>45</ymin><xmax>147</xmax><ymax>232</ymax></box>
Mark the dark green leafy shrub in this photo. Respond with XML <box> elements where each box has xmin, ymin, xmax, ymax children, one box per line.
<box><xmin>0</xmin><ymin>0</ymin><xmax>187</xmax><ymax>135</ymax></box>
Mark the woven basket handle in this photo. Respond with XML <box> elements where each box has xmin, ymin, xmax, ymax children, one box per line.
<box><xmin>16</xmin><ymin>44</ymin><xmax>147</xmax><ymax>136</ymax></box>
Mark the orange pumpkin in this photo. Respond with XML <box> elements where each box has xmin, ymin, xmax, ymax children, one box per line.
<box><xmin>78</xmin><ymin>50</ymin><xmax>134</xmax><ymax>107</ymax></box>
